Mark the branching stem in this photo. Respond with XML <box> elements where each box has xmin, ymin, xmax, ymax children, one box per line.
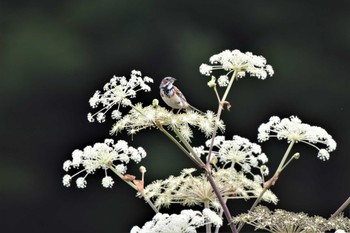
<box><xmin>205</xmin><ymin>70</ymin><xmax>238</xmax><ymax>233</ymax></box>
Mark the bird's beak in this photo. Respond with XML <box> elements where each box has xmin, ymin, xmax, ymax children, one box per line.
<box><xmin>170</xmin><ymin>77</ymin><xmax>176</xmax><ymax>82</ymax></box>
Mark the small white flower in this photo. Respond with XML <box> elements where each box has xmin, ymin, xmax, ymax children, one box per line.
<box><xmin>114</xmin><ymin>164</ymin><xmax>127</xmax><ymax>174</ymax></box>
<box><xmin>199</xmin><ymin>64</ymin><xmax>213</xmax><ymax>76</ymax></box>
<box><xmin>76</xmin><ymin>177</ymin><xmax>87</xmax><ymax>188</ymax></box>
<box><xmin>260</xmin><ymin>165</ymin><xmax>269</xmax><ymax>176</ymax></box>
<box><xmin>258</xmin><ymin>116</ymin><xmax>336</xmax><ymax>160</ymax></box>
<box><xmin>217</xmin><ymin>75</ymin><xmax>229</xmax><ymax>87</ymax></box>
<box><xmin>62</xmin><ymin>174</ymin><xmax>72</xmax><ymax>187</ymax></box>
<box><xmin>63</xmin><ymin>160</ymin><xmax>71</xmax><ymax>171</ymax></box>
<box><xmin>203</xmin><ymin>208</ymin><xmax>223</xmax><ymax>226</ymax></box>
<box><xmin>317</xmin><ymin>149</ymin><xmax>330</xmax><ymax>161</ymax></box>
<box><xmin>111</xmin><ymin>110</ymin><xmax>122</xmax><ymax>120</ymax></box>
<box><xmin>102</xmin><ymin>176</ymin><xmax>114</xmax><ymax>188</ymax></box>
<box><xmin>87</xmin><ymin>113</ymin><xmax>94</xmax><ymax>122</ymax></box>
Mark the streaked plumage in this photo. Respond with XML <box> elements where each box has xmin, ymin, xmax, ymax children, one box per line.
<box><xmin>160</xmin><ymin>77</ymin><xmax>202</xmax><ymax>113</ymax></box>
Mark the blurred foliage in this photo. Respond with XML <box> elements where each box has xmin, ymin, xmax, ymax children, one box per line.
<box><xmin>0</xmin><ymin>1</ymin><xmax>349</xmax><ymax>232</ymax></box>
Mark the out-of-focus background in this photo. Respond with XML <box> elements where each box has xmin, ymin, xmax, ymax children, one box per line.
<box><xmin>1</xmin><ymin>1</ymin><xmax>349</xmax><ymax>232</ymax></box>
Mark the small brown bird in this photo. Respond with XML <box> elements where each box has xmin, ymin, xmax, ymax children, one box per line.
<box><xmin>159</xmin><ymin>77</ymin><xmax>203</xmax><ymax>113</ymax></box>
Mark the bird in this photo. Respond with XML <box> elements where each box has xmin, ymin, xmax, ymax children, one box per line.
<box><xmin>159</xmin><ymin>77</ymin><xmax>203</xmax><ymax>113</ymax></box>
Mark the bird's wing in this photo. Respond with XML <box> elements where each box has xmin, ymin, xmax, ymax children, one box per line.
<box><xmin>174</xmin><ymin>86</ymin><xmax>187</xmax><ymax>102</ymax></box>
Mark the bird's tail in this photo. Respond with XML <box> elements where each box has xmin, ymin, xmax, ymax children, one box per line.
<box><xmin>188</xmin><ymin>104</ymin><xmax>205</xmax><ymax>114</ymax></box>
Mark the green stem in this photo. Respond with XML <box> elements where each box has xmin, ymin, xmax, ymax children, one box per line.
<box><xmin>276</xmin><ymin>140</ymin><xmax>296</xmax><ymax>173</ymax></box>
<box><xmin>206</xmin><ymin>70</ymin><xmax>237</xmax><ymax>166</ymax></box>
<box><xmin>281</xmin><ymin>152</ymin><xmax>300</xmax><ymax>171</ymax></box>
<box><xmin>213</xmin><ymin>86</ymin><xmax>221</xmax><ymax>103</ymax></box>
<box><xmin>221</xmin><ymin>71</ymin><xmax>237</xmax><ymax>104</ymax></box>
<box><xmin>237</xmin><ymin>141</ymin><xmax>296</xmax><ymax>232</ymax></box>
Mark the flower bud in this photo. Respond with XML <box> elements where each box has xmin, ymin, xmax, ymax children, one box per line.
<box><xmin>207</xmin><ymin>76</ymin><xmax>216</xmax><ymax>88</ymax></box>
<box><xmin>152</xmin><ymin>99</ymin><xmax>159</xmax><ymax>107</ymax></box>
<box><xmin>139</xmin><ymin>166</ymin><xmax>147</xmax><ymax>174</ymax></box>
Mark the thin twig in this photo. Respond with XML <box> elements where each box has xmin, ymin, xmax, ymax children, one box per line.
<box><xmin>330</xmin><ymin>196</ymin><xmax>350</xmax><ymax>218</ymax></box>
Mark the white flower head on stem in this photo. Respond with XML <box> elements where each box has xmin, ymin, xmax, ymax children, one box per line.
<box><xmin>62</xmin><ymin>139</ymin><xmax>147</xmax><ymax>188</ymax></box>
<box><xmin>234</xmin><ymin>205</ymin><xmax>350</xmax><ymax>233</ymax></box>
<box><xmin>197</xmin><ymin>135</ymin><xmax>269</xmax><ymax>182</ymax></box>
<box><xmin>110</xmin><ymin>103</ymin><xmax>225</xmax><ymax>141</ymax></box>
<box><xmin>200</xmin><ymin>49</ymin><xmax>274</xmax><ymax>80</ymax></box>
<box><xmin>130</xmin><ymin>209</ymin><xmax>222</xmax><ymax>233</ymax></box>
<box><xmin>141</xmin><ymin>168</ymin><xmax>277</xmax><ymax>210</ymax></box>
<box><xmin>87</xmin><ymin>70</ymin><xmax>153</xmax><ymax>123</ymax></box>
<box><xmin>258</xmin><ymin>116</ymin><xmax>337</xmax><ymax>160</ymax></box>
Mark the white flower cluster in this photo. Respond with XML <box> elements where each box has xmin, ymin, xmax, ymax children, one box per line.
<box><xmin>87</xmin><ymin>70</ymin><xmax>153</xmax><ymax>123</ymax></box>
<box><xmin>130</xmin><ymin>209</ymin><xmax>222</xmax><ymax>233</ymax></box>
<box><xmin>194</xmin><ymin>135</ymin><xmax>269</xmax><ymax>183</ymax></box>
<box><xmin>142</xmin><ymin>168</ymin><xmax>277</xmax><ymax>209</ymax></box>
<box><xmin>199</xmin><ymin>49</ymin><xmax>274</xmax><ymax>80</ymax></box>
<box><xmin>258</xmin><ymin>116</ymin><xmax>337</xmax><ymax>161</ymax></box>
<box><xmin>62</xmin><ymin>139</ymin><xmax>146</xmax><ymax>188</ymax></box>
<box><xmin>234</xmin><ymin>205</ymin><xmax>350</xmax><ymax>233</ymax></box>
<box><xmin>110</xmin><ymin>103</ymin><xmax>225</xmax><ymax>141</ymax></box>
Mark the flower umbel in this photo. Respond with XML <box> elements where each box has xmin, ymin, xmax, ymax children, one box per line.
<box><xmin>258</xmin><ymin>116</ymin><xmax>337</xmax><ymax>160</ymax></box>
<box><xmin>195</xmin><ymin>135</ymin><xmax>269</xmax><ymax>183</ymax></box>
<box><xmin>62</xmin><ymin>139</ymin><xmax>147</xmax><ymax>188</ymax></box>
<box><xmin>110</xmin><ymin>103</ymin><xmax>225</xmax><ymax>141</ymax></box>
<box><xmin>234</xmin><ymin>205</ymin><xmax>350</xmax><ymax>233</ymax></box>
<box><xmin>141</xmin><ymin>168</ymin><xmax>277</xmax><ymax>210</ymax></box>
<box><xmin>130</xmin><ymin>209</ymin><xmax>223</xmax><ymax>233</ymax></box>
<box><xmin>199</xmin><ymin>49</ymin><xmax>274</xmax><ymax>80</ymax></box>
<box><xmin>87</xmin><ymin>70</ymin><xmax>153</xmax><ymax>123</ymax></box>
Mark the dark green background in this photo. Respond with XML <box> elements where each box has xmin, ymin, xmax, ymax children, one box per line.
<box><xmin>1</xmin><ymin>1</ymin><xmax>349</xmax><ymax>232</ymax></box>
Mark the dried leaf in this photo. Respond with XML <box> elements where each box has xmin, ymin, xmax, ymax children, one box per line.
<box><xmin>123</xmin><ymin>174</ymin><xmax>136</xmax><ymax>181</ymax></box>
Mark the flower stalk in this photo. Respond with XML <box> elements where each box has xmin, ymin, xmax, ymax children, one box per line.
<box><xmin>331</xmin><ymin>196</ymin><xmax>350</xmax><ymax>219</ymax></box>
<box><xmin>204</xmin><ymin>70</ymin><xmax>238</xmax><ymax>233</ymax></box>
<box><xmin>237</xmin><ymin>140</ymin><xmax>296</xmax><ymax>232</ymax></box>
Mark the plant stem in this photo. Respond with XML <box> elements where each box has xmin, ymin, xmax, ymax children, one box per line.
<box><xmin>204</xmin><ymin>201</ymin><xmax>212</xmax><ymax>233</ymax></box>
<box><xmin>330</xmin><ymin>196</ymin><xmax>350</xmax><ymax>218</ymax></box>
<box><xmin>206</xmin><ymin>70</ymin><xmax>237</xmax><ymax>166</ymax></box>
<box><xmin>276</xmin><ymin>140</ymin><xmax>296</xmax><ymax>173</ymax></box>
<box><xmin>207</xmin><ymin>175</ymin><xmax>237</xmax><ymax>233</ymax></box>
<box><xmin>203</xmin><ymin>71</ymin><xmax>238</xmax><ymax>233</ymax></box>
<box><xmin>159</xmin><ymin>126</ymin><xmax>205</xmax><ymax>168</ymax></box>
<box><xmin>214</xmin><ymin>198</ymin><xmax>227</xmax><ymax>233</ymax></box>
<box><xmin>237</xmin><ymin>140</ymin><xmax>296</xmax><ymax>232</ymax></box>
<box><xmin>172</xmin><ymin>126</ymin><xmax>206</xmax><ymax>167</ymax></box>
